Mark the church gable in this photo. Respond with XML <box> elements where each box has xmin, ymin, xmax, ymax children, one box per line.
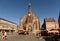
<box><xmin>20</xmin><ymin>4</ymin><xmax>39</xmax><ymax>24</ymax></box>
<box><xmin>19</xmin><ymin>4</ymin><xmax>40</xmax><ymax>34</ymax></box>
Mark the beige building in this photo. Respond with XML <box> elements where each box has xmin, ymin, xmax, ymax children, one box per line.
<box><xmin>18</xmin><ymin>4</ymin><xmax>40</xmax><ymax>34</ymax></box>
<box><xmin>42</xmin><ymin>18</ymin><xmax>59</xmax><ymax>32</ymax></box>
<box><xmin>0</xmin><ymin>18</ymin><xmax>17</xmax><ymax>33</ymax></box>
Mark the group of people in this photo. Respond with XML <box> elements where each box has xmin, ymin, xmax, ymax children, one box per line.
<box><xmin>1</xmin><ymin>31</ymin><xmax>7</xmax><ymax>39</ymax></box>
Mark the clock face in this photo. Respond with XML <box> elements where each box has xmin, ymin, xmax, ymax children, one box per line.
<box><xmin>28</xmin><ymin>13</ymin><xmax>31</xmax><ymax>16</ymax></box>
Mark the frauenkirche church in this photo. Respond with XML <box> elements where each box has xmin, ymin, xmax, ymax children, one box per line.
<box><xmin>18</xmin><ymin>4</ymin><xmax>40</xmax><ymax>34</ymax></box>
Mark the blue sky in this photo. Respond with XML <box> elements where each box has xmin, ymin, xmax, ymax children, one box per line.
<box><xmin>0</xmin><ymin>0</ymin><xmax>60</xmax><ymax>25</ymax></box>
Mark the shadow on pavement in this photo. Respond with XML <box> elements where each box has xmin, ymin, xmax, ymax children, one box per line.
<box><xmin>42</xmin><ymin>35</ymin><xmax>60</xmax><ymax>41</ymax></box>
<box><xmin>43</xmin><ymin>37</ymin><xmax>54</xmax><ymax>41</ymax></box>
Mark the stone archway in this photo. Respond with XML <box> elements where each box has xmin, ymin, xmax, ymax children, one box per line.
<box><xmin>26</xmin><ymin>24</ymin><xmax>33</xmax><ymax>34</ymax></box>
<box><xmin>27</xmin><ymin>25</ymin><xmax>32</xmax><ymax>35</ymax></box>
<box><xmin>28</xmin><ymin>25</ymin><xmax>32</xmax><ymax>32</ymax></box>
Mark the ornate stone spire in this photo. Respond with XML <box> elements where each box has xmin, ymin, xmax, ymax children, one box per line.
<box><xmin>28</xmin><ymin>3</ymin><xmax>32</xmax><ymax>13</ymax></box>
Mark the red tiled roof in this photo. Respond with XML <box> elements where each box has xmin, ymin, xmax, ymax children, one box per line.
<box><xmin>44</xmin><ymin>18</ymin><xmax>55</xmax><ymax>22</ymax></box>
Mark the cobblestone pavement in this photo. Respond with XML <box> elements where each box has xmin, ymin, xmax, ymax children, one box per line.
<box><xmin>0</xmin><ymin>34</ymin><xmax>54</xmax><ymax>41</ymax></box>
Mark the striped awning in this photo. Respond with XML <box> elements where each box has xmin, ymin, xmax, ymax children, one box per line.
<box><xmin>48</xmin><ymin>30</ymin><xmax>59</xmax><ymax>33</ymax></box>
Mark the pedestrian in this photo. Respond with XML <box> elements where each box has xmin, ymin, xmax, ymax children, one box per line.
<box><xmin>2</xmin><ymin>31</ymin><xmax>5</xmax><ymax>39</ymax></box>
<box><xmin>4</xmin><ymin>32</ymin><xmax>7</xmax><ymax>40</ymax></box>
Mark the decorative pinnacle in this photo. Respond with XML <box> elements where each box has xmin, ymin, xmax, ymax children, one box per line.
<box><xmin>28</xmin><ymin>3</ymin><xmax>32</xmax><ymax>13</ymax></box>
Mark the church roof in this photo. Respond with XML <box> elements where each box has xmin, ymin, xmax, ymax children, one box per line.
<box><xmin>0</xmin><ymin>18</ymin><xmax>17</xmax><ymax>25</ymax></box>
<box><xmin>44</xmin><ymin>18</ymin><xmax>55</xmax><ymax>22</ymax></box>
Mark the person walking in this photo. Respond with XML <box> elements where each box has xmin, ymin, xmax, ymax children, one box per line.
<box><xmin>4</xmin><ymin>32</ymin><xmax>7</xmax><ymax>40</ymax></box>
<box><xmin>2</xmin><ymin>31</ymin><xmax>5</xmax><ymax>39</ymax></box>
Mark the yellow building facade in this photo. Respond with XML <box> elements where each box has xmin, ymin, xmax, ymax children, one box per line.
<box><xmin>42</xmin><ymin>18</ymin><xmax>59</xmax><ymax>32</ymax></box>
<box><xmin>0</xmin><ymin>18</ymin><xmax>17</xmax><ymax>33</ymax></box>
